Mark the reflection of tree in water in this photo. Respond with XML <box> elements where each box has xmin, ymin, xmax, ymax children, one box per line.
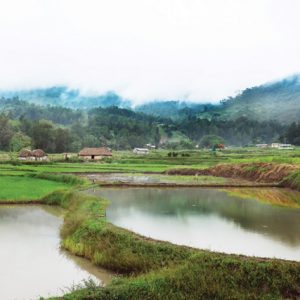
<box><xmin>97</xmin><ymin>188</ymin><xmax>300</xmax><ymax>247</ymax></box>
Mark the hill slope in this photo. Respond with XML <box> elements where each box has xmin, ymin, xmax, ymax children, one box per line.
<box><xmin>199</xmin><ymin>76</ymin><xmax>300</xmax><ymax>124</ymax></box>
<box><xmin>1</xmin><ymin>75</ymin><xmax>300</xmax><ymax>124</ymax></box>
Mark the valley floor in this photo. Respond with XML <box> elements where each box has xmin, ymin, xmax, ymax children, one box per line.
<box><xmin>0</xmin><ymin>148</ymin><xmax>300</xmax><ymax>299</ymax></box>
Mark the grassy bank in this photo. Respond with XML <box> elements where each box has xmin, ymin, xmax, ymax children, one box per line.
<box><xmin>43</xmin><ymin>190</ymin><xmax>300</xmax><ymax>300</ymax></box>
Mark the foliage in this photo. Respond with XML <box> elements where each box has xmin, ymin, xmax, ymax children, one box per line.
<box><xmin>201</xmin><ymin>75</ymin><xmax>300</xmax><ymax>124</ymax></box>
<box><xmin>10</xmin><ymin>132</ymin><xmax>32</xmax><ymax>151</ymax></box>
<box><xmin>199</xmin><ymin>134</ymin><xmax>224</xmax><ymax>148</ymax></box>
<box><xmin>284</xmin><ymin>121</ymin><xmax>300</xmax><ymax>145</ymax></box>
<box><xmin>281</xmin><ymin>170</ymin><xmax>300</xmax><ymax>190</ymax></box>
<box><xmin>0</xmin><ymin>114</ymin><xmax>14</xmax><ymax>150</ymax></box>
<box><xmin>31</xmin><ymin>173</ymin><xmax>86</xmax><ymax>186</ymax></box>
<box><xmin>0</xmin><ymin>97</ymin><xmax>290</xmax><ymax>152</ymax></box>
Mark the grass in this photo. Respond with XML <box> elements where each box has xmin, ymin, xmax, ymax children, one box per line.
<box><xmin>281</xmin><ymin>170</ymin><xmax>300</xmax><ymax>190</ymax></box>
<box><xmin>43</xmin><ymin>190</ymin><xmax>300</xmax><ymax>300</ymax></box>
<box><xmin>0</xmin><ymin>176</ymin><xmax>69</xmax><ymax>202</ymax></box>
<box><xmin>0</xmin><ymin>173</ymin><xmax>87</xmax><ymax>202</ymax></box>
<box><xmin>1</xmin><ymin>147</ymin><xmax>300</xmax><ymax>176</ymax></box>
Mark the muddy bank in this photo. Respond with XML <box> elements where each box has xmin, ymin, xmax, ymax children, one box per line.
<box><xmin>95</xmin><ymin>183</ymin><xmax>277</xmax><ymax>188</ymax></box>
<box><xmin>166</xmin><ymin>163</ymin><xmax>300</xmax><ymax>188</ymax></box>
<box><xmin>85</xmin><ymin>173</ymin><xmax>277</xmax><ymax>188</ymax></box>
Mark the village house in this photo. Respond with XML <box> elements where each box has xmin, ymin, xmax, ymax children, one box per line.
<box><xmin>271</xmin><ymin>143</ymin><xmax>280</xmax><ymax>148</ymax></box>
<box><xmin>133</xmin><ymin>148</ymin><xmax>149</xmax><ymax>155</ymax></box>
<box><xmin>18</xmin><ymin>149</ymin><xmax>48</xmax><ymax>161</ymax></box>
<box><xmin>278</xmin><ymin>143</ymin><xmax>294</xmax><ymax>150</ymax></box>
<box><xmin>146</xmin><ymin>143</ymin><xmax>156</xmax><ymax>149</ymax></box>
<box><xmin>78</xmin><ymin>147</ymin><xmax>112</xmax><ymax>160</ymax></box>
<box><xmin>256</xmin><ymin>143</ymin><xmax>268</xmax><ymax>148</ymax></box>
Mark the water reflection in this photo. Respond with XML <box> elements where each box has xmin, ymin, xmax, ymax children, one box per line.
<box><xmin>0</xmin><ymin>205</ymin><xmax>112</xmax><ymax>300</ymax></box>
<box><xmin>94</xmin><ymin>187</ymin><xmax>300</xmax><ymax>261</ymax></box>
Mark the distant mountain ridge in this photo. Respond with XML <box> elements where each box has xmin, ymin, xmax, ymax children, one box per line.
<box><xmin>1</xmin><ymin>75</ymin><xmax>300</xmax><ymax>123</ymax></box>
<box><xmin>199</xmin><ymin>75</ymin><xmax>300</xmax><ymax>124</ymax></box>
<box><xmin>0</xmin><ymin>87</ymin><xmax>131</xmax><ymax>109</ymax></box>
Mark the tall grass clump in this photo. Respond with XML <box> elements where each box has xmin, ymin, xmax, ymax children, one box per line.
<box><xmin>31</xmin><ymin>173</ymin><xmax>86</xmax><ymax>186</ymax></box>
<box><xmin>281</xmin><ymin>170</ymin><xmax>300</xmax><ymax>190</ymax></box>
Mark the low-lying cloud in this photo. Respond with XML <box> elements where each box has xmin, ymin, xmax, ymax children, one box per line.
<box><xmin>0</xmin><ymin>0</ymin><xmax>300</xmax><ymax>104</ymax></box>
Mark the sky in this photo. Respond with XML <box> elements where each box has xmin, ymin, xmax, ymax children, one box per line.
<box><xmin>0</xmin><ymin>0</ymin><xmax>300</xmax><ymax>104</ymax></box>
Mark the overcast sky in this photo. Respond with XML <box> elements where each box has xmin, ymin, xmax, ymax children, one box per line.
<box><xmin>0</xmin><ymin>0</ymin><xmax>300</xmax><ymax>104</ymax></box>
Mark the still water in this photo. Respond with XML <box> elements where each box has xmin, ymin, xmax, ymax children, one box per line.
<box><xmin>0</xmin><ymin>205</ymin><xmax>112</xmax><ymax>300</ymax></box>
<box><xmin>95</xmin><ymin>187</ymin><xmax>300</xmax><ymax>261</ymax></box>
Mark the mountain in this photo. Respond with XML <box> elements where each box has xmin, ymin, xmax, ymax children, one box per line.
<box><xmin>0</xmin><ymin>87</ymin><xmax>214</xmax><ymax>118</ymax></box>
<box><xmin>1</xmin><ymin>75</ymin><xmax>300</xmax><ymax>123</ymax></box>
<box><xmin>198</xmin><ymin>75</ymin><xmax>300</xmax><ymax>124</ymax></box>
<box><xmin>0</xmin><ymin>87</ymin><xmax>131</xmax><ymax>109</ymax></box>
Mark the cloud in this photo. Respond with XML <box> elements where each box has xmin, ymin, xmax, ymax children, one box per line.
<box><xmin>0</xmin><ymin>0</ymin><xmax>300</xmax><ymax>104</ymax></box>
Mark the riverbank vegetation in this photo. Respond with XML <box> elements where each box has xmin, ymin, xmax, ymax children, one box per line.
<box><xmin>43</xmin><ymin>190</ymin><xmax>300</xmax><ymax>299</ymax></box>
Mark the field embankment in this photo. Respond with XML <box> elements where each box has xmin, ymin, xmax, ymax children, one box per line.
<box><xmin>44</xmin><ymin>190</ymin><xmax>300</xmax><ymax>300</ymax></box>
<box><xmin>166</xmin><ymin>163</ymin><xmax>300</xmax><ymax>190</ymax></box>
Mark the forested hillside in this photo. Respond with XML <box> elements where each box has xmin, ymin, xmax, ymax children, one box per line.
<box><xmin>1</xmin><ymin>76</ymin><xmax>300</xmax><ymax>123</ymax></box>
<box><xmin>199</xmin><ymin>75</ymin><xmax>300</xmax><ymax>123</ymax></box>
<box><xmin>1</xmin><ymin>76</ymin><xmax>300</xmax><ymax>152</ymax></box>
<box><xmin>135</xmin><ymin>101</ymin><xmax>214</xmax><ymax>119</ymax></box>
<box><xmin>0</xmin><ymin>97</ymin><xmax>291</xmax><ymax>153</ymax></box>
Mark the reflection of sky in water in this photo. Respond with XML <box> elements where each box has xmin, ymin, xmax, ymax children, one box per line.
<box><xmin>0</xmin><ymin>206</ymin><xmax>111</xmax><ymax>300</ymax></box>
<box><xmin>96</xmin><ymin>188</ymin><xmax>300</xmax><ymax>261</ymax></box>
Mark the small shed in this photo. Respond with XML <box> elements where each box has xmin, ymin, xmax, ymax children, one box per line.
<box><xmin>78</xmin><ymin>147</ymin><xmax>112</xmax><ymax>160</ymax></box>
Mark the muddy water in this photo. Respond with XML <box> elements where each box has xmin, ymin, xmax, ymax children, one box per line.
<box><xmin>94</xmin><ymin>187</ymin><xmax>300</xmax><ymax>261</ymax></box>
<box><xmin>0</xmin><ymin>205</ymin><xmax>112</xmax><ymax>300</ymax></box>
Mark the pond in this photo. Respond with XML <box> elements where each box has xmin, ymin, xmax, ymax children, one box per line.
<box><xmin>0</xmin><ymin>205</ymin><xmax>112</xmax><ymax>300</ymax></box>
<box><xmin>94</xmin><ymin>187</ymin><xmax>300</xmax><ymax>261</ymax></box>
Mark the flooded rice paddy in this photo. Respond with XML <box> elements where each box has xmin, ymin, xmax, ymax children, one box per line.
<box><xmin>94</xmin><ymin>187</ymin><xmax>300</xmax><ymax>261</ymax></box>
<box><xmin>0</xmin><ymin>205</ymin><xmax>112</xmax><ymax>300</ymax></box>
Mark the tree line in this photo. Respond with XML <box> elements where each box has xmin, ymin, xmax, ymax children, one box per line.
<box><xmin>0</xmin><ymin>97</ymin><xmax>294</xmax><ymax>153</ymax></box>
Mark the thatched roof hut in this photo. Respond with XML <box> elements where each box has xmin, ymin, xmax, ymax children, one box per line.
<box><xmin>78</xmin><ymin>147</ymin><xmax>112</xmax><ymax>160</ymax></box>
<box><xmin>18</xmin><ymin>149</ymin><xmax>48</xmax><ymax>161</ymax></box>
<box><xmin>19</xmin><ymin>149</ymin><xmax>32</xmax><ymax>158</ymax></box>
<box><xmin>32</xmin><ymin>149</ymin><xmax>47</xmax><ymax>158</ymax></box>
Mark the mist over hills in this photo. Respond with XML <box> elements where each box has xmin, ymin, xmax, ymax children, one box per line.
<box><xmin>200</xmin><ymin>75</ymin><xmax>300</xmax><ymax>124</ymax></box>
<box><xmin>0</xmin><ymin>87</ymin><xmax>131</xmax><ymax>109</ymax></box>
<box><xmin>1</xmin><ymin>75</ymin><xmax>300</xmax><ymax>123</ymax></box>
<box><xmin>1</xmin><ymin>76</ymin><xmax>300</xmax><ymax>151</ymax></box>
